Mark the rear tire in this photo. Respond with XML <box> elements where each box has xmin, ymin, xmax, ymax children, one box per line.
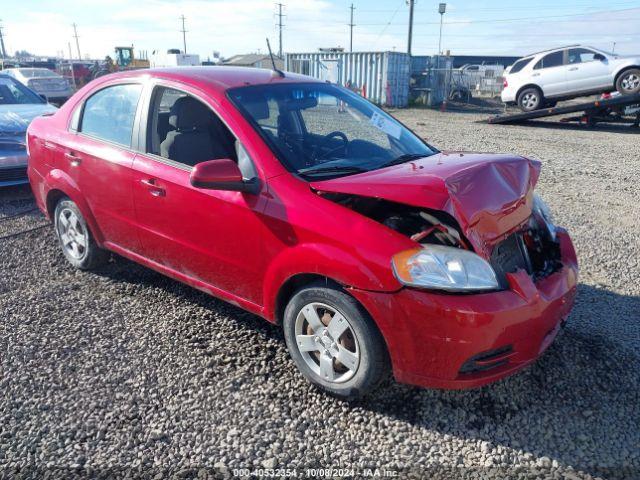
<box><xmin>54</xmin><ymin>198</ymin><xmax>109</xmax><ymax>270</ymax></box>
<box><xmin>517</xmin><ymin>87</ymin><xmax>543</xmax><ymax>112</ymax></box>
<box><xmin>283</xmin><ymin>283</ymin><xmax>390</xmax><ymax>400</ymax></box>
<box><xmin>616</xmin><ymin>68</ymin><xmax>640</xmax><ymax>95</ymax></box>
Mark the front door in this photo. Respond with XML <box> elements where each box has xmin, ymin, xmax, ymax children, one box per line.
<box><xmin>131</xmin><ymin>84</ymin><xmax>268</xmax><ymax>305</ymax></box>
<box><xmin>565</xmin><ymin>48</ymin><xmax>612</xmax><ymax>93</ymax></box>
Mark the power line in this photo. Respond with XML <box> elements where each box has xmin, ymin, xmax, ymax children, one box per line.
<box><xmin>72</xmin><ymin>23</ymin><xmax>81</xmax><ymax>60</ymax></box>
<box><xmin>358</xmin><ymin>7</ymin><xmax>640</xmax><ymax>26</ymax></box>
<box><xmin>180</xmin><ymin>15</ymin><xmax>187</xmax><ymax>54</ymax></box>
<box><xmin>349</xmin><ymin>4</ymin><xmax>355</xmax><ymax>52</ymax></box>
<box><xmin>276</xmin><ymin>3</ymin><xmax>285</xmax><ymax>58</ymax></box>
<box><xmin>371</xmin><ymin>0</ymin><xmax>404</xmax><ymax>49</ymax></box>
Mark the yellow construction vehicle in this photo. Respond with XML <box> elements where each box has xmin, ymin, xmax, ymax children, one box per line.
<box><xmin>114</xmin><ymin>46</ymin><xmax>150</xmax><ymax>69</ymax></box>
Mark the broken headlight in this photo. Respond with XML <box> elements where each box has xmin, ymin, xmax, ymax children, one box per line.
<box><xmin>533</xmin><ymin>193</ymin><xmax>556</xmax><ymax>240</ymax></box>
<box><xmin>392</xmin><ymin>245</ymin><xmax>499</xmax><ymax>292</ymax></box>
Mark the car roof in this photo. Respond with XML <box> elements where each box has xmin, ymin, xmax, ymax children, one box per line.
<box><xmin>106</xmin><ymin>66</ymin><xmax>323</xmax><ymax>92</ymax></box>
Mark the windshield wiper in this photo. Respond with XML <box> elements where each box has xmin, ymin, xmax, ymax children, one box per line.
<box><xmin>377</xmin><ymin>153</ymin><xmax>429</xmax><ymax>169</ymax></box>
<box><xmin>299</xmin><ymin>165</ymin><xmax>368</xmax><ymax>177</ymax></box>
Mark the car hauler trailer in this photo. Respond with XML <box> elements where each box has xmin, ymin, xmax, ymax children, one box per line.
<box><xmin>488</xmin><ymin>93</ymin><xmax>640</xmax><ymax>128</ymax></box>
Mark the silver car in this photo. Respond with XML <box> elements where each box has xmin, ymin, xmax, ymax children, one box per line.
<box><xmin>3</xmin><ymin>67</ymin><xmax>73</xmax><ymax>106</ymax></box>
<box><xmin>0</xmin><ymin>75</ymin><xmax>57</xmax><ymax>186</ymax></box>
<box><xmin>501</xmin><ymin>45</ymin><xmax>640</xmax><ymax>112</ymax></box>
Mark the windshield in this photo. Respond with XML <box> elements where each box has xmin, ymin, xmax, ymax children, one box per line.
<box><xmin>19</xmin><ymin>68</ymin><xmax>58</xmax><ymax>78</ymax></box>
<box><xmin>228</xmin><ymin>83</ymin><xmax>436</xmax><ymax>178</ymax></box>
<box><xmin>0</xmin><ymin>77</ymin><xmax>45</xmax><ymax>105</ymax></box>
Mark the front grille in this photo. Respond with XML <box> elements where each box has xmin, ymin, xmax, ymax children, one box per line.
<box><xmin>459</xmin><ymin>345</ymin><xmax>514</xmax><ymax>375</ymax></box>
<box><xmin>490</xmin><ymin>220</ymin><xmax>561</xmax><ymax>285</ymax></box>
<box><xmin>0</xmin><ymin>167</ymin><xmax>28</xmax><ymax>182</ymax></box>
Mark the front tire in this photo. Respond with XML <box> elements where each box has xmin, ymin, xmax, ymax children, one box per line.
<box><xmin>517</xmin><ymin>87</ymin><xmax>543</xmax><ymax>112</ymax></box>
<box><xmin>54</xmin><ymin>198</ymin><xmax>109</xmax><ymax>270</ymax></box>
<box><xmin>616</xmin><ymin>69</ymin><xmax>640</xmax><ymax>95</ymax></box>
<box><xmin>283</xmin><ymin>283</ymin><xmax>390</xmax><ymax>400</ymax></box>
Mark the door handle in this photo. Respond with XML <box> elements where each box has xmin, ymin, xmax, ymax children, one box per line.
<box><xmin>64</xmin><ymin>151</ymin><xmax>81</xmax><ymax>167</ymax></box>
<box><xmin>532</xmin><ymin>73</ymin><xmax>540</xmax><ymax>77</ymax></box>
<box><xmin>569</xmin><ymin>67</ymin><xmax>579</xmax><ymax>71</ymax></box>
<box><xmin>140</xmin><ymin>178</ymin><xmax>166</xmax><ymax>197</ymax></box>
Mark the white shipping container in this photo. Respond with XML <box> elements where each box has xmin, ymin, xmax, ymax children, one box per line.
<box><xmin>150</xmin><ymin>53</ymin><xmax>201</xmax><ymax>68</ymax></box>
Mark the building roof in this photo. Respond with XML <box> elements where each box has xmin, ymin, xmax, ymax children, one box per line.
<box><xmin>223</xmin><ymin>54</ymin><xmax>281</xmax><ymax>66</ymax></box>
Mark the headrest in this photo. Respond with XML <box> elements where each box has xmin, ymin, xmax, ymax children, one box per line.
<box><xmin>241</xmin><ymin>92</ymin><xmax>270</xmax><ymax>121</ymax></box>
<box><xmin>168</xmin><ymin>96</ymin><xmax>211</xmax><ymax>130</ymax></box>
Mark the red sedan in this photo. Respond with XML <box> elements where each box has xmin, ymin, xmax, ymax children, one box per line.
<box><xmin>26</xmin><ymin>67</ymin><xmax>578</xmax><ymax>399</ymax></box>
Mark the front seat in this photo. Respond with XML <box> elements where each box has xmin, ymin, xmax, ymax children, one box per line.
<box><xmin>160</xmin><ymin>96</ymin><xmax>215</xmax><ymax>166</ymax></box>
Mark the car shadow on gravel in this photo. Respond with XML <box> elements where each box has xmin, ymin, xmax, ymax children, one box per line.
<box><xmin>359</xmin><ymin>283</ymin><xmax>640</xmax><ymax>479</ymax></box>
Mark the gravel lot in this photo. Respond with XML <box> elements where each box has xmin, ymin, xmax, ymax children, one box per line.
<box><xmin>1</xmin><ymin>110</ymin><xmax>639</xmax><ymax>479</ymax></box>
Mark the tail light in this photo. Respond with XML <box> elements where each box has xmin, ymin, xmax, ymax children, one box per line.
<box><xmin>503</xmin><ymin>78</ymin><xmax>508</xmax><ymax>88</ymax></box>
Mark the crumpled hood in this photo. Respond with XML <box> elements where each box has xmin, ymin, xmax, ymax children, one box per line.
<box><xmin>0</xmin><ymin>104</ymin><xmax>57</xmax><ymax>135</ymax></box>
<box><xmin>311</xmin><ymin>152</ymin><xmax>541</xmax><ymax>256</ymax></box>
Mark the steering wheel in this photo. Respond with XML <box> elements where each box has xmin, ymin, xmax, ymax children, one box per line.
<box><xmin>313</xmin><ymin>131</ymin><xmax>349</xmax><ymax>162</ymax></box>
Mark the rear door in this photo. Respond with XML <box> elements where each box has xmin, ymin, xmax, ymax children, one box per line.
<box><xmin>54</xmin><ymin>82</ymin><xmax>144</xmax><ymax>253</ymax></box>
<box><xmin>565</xmin><ymin>48</ymin><xmax>612</xmax><ymax>93</ymax></box>
<box><xmin>531</xmin><ymin>50</ymin><xmax>568</xmax><ymax>96</ymax></box>
<box><xmin>131</xmin><ymin>83</ymin><xmax>268</xmax><ymax>304</ymax></box>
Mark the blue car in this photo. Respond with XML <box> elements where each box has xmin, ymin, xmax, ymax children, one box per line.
<box><xmin>0</xmin><ymin>74</ymin><xmax>57</xmax><ymax>186</ymax></box>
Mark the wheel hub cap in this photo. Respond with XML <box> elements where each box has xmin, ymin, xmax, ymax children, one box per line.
<box><xmin>57</xmin><ymin>208</ymin><xmax>88</xmax><ymax>260</ymax></box>
<box><xmin>294</xmin><ymin>302</ymin><xmax>360</xmax><ymax>383</ymax></box>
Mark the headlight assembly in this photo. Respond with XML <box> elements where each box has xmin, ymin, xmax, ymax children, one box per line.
<box><xmin>392</xmin><ymin>245</ymin><xmax>499</xmax><ymax>292</ymax></box>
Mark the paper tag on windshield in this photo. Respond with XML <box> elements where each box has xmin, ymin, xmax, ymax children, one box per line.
<box><xmin>370</xmin><ymin>111</ymin><xmax>402</xmax><ymax>140</ymax></box>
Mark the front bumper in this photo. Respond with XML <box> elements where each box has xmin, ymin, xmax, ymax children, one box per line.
<box><xmin>350</xmin><ymin>228</ymin><xmax>578</xmax><ymax>390</ymax></box>
<box><xmin>0</xmin><ymin>147</ymin><xmax>29</xmax><ymax>187</ymax></box>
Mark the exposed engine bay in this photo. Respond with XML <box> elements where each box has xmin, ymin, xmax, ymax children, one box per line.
<box><xmin>320</xmin><ymin>192</ymin><xmax>562</xmax><ymax>286</ymax></box>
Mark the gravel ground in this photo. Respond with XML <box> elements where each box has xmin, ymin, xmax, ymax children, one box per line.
<box><xmin>1</xmin><ymin>111</ymin><xmax>639</xmax><ymax>480</ymax></box>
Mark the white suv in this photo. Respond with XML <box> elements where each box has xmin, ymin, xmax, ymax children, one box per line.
<box><xmin>501</xmin><ymin>45</ymin><xmax>640</xmax><ymax>112</ymax></box>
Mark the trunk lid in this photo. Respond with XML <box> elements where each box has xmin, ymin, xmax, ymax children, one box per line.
<box><xmin>310</xmin><ymin>152</ymin><xmax>541</xmax><ymax>256</ymax></box>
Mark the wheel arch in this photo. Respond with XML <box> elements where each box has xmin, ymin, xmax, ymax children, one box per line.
<box><xmin>273</xmin><ymin>273</ymin><xmax>343</xmax><ymax>325</ymax></box>
<box><xmin>614</xmin><ymin>65</ymin><xmax>640</xmax><ymax>87</ymax></box>
<box><xmin>516</xmin><ymin>84</ymin><xmax>543</xmax><ymax>101</ymax></box>
<box><xmin>44</xmin><ymin>171</ymin><xmax>105</xmax><ymax>245</ymax></box>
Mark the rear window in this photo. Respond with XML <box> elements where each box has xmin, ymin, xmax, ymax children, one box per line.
<box><xmin>534</xmin><ymin>51</ymin><xmax>564</xmax><ymax>70</ymax></box>
<box><xmin>509</xmin><ymin>58</ymin><xmax>532</xmax><ymax>74</ymax></box>
<box><xmin>19</xmin><ymin>69</ymin><xmax>58</xmax><ymax>78</ymax></box>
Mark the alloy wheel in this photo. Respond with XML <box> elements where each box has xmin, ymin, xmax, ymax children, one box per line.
<box><xmin>294</xmin><ymin>302</ymin><xmax>360</xmax><ymax>383</ymax></box>
<box><xmin>522</xmin><ymin>92</ymin><xmax>539</xmax><ymax>110</ymax></box>
<box><xmin>56</xmin><ymin>207</ymin><xmax>88</xmax><ymax>260</ymax></box>
<box><xmin>621</xmin><ymin>73</ymin><xmax>640</xmax><ymax>92</ymax></box>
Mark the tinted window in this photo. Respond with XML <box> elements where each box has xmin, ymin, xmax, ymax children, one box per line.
<box><xmin>509</xmin><ymin>58</ymin><xmax>532</xmax><ymax>74</ymax></box>
<box><xmin>568</xmin><ymin>48</ymin><xmax>599</xmax><ymax>64</ymax></box>
<box><xmin>80</xmin><ymin>84</ymin><xmax>142</xmax><ymax>147</ymax></box>
<box><xmin>534</xmin><ymin>51</ymin><xmax>564</xmax><ymax>70</ymax></box>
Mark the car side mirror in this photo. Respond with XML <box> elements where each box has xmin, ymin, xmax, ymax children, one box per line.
<box><xmin>594</xmin><ymin>53</ymin><xmax>606</xmax><ymax>62</ymax></box>
<box><xmin>190</xmin><ymin>159</ymin><xmax>259</xmax><ymax>193</ymax></box>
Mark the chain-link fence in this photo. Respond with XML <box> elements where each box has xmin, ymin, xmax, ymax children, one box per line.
<box><xmin>411</xmin><ymin>63</ymin><xmax>505</xmax><ymax>106</ymax></box>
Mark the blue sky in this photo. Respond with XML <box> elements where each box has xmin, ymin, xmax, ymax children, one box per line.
<box><xmin>3</xmin><ymin>0</ymin><xmax>640</xmax><ymax>60</ymax></box>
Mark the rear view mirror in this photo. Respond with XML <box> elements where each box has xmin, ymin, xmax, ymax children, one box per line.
<box><xmin>190</xmin><ymin>159</ymin><xmax>258</xmax><ymax>193</ymax></box>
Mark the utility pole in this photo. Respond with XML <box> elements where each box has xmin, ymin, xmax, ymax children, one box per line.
<box><xmin>0</xmin><ymin>20</ymin><xmax>7</xmax><ymax>60</ymax></box>
<box><xmin>276</xmin><ymin>3</ymin><xmax>285</xmax><ymax>58</ymax></box>
<box><xmin>180</xmin><ymin>15</ymin><xmax>187</xmax><ymax>54</ymax></box>
<box><xmin>68</xmin><ymin>42</ymin><xmax>73</xmax><ymax>60</ymax></box>
<box><xmin>72</xmin><ymin>23</ymin><xmax>81</xmax><ymax>60</ymax></box>
<box><xmin>349</xmin><ymin>4</ymin><xmax>355</xmax><ymax>52</ymax></box>
<box><xmin>406</xmin><ymin>0</ymin><xmax>415</xmax><ymax>56</ymax></box>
